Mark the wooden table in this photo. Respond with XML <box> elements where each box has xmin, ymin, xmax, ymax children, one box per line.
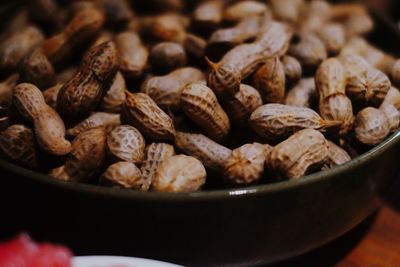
<box><xmin>274</xmin><ymin>179</ymin><xmax>400</xmax><ymax>267</ymax></box>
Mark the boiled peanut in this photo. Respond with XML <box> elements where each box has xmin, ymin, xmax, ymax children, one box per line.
<box><xmin>299</xmin><ymin>0</ymin><xmax>332</xmax><ymax>32</ymax></box>
<box><xmin>266</xmin><ymin>129</ymin><xmax>329</xmax><ymax>179</ymax></box>
<box><xmin>250</xmin><ymin>103</ymin><xmax>341</xmax><ymax>139</ymax></box>
<box><xmin>181</xmin><ymin>83</ymin><xmax>230</xmax><ymax>140</ymax></box>
<box><xmin>382</xmin><ymin>87</ymin><xmax>400</xmax><ymax>110</ymax></box>
<box><xmin>316</xmin><ymin>23</ymin><xmax>346</xmax><ymax>55</ymax></box>
<box><xmin>115</xmin><ymin>31</ymin><xmax>148</xmax><ymax>79</ymax></box>
<box><xmin>49</xmin><ymin>127</ymin><xmax>107</xmax><ymax>182</ymax></box>
<box><xmin>0</xmin><ymin>26</ymin><xmax>45</xmax><ymax>72</ymax></box>
<box><xmin>252</xmin><ymin>57</ymin><xmax>286</xmax><ymax>104</ymax></box>
<box><xmin>100</xmin><ymin>72</ymin><xmax>126</xmax><ymax>113</ymax></box>
<box><xmin>13</xmin><ymin>83</ymin><xmax>71</xmax><ymax>156</ymax></box>
<box><xmin>152</xmin><ymin>154</ymin><xmax>206</xmax><ymax>193</ymax></box>
<box><xmin>222</xmin><ymin>84</ymin><xmax>262</xmax><ymax>125</ymax></box>
<box><xmin>325</xmin><ymin>140</ymin><xmax>351</xmax><ymax>168</ymax></box>
<box><xmin>141</xmin><ymin>67</ymin><xmax>204</xmax><ymax>111</ymax></box>
<box><xmin>285</xmin><ymin>78</ymin><xmax>317</xmax><ymax>108</ymax></box>
<box><xmin>149</xmin><ymin>42</ymin><xmax>187</xmax><ymax>74</ymax></box>
<box><xmin>224</xmin><ymin>1</ymin><xmax>268</xmax><ymax>22</ymax></box>
<box><xmin>379</xmin><ymin>104</ymin><xmax>399</xmax><ymax>134</ymax></box>
<box><xmin>354</xmin><ymin>107</ymin><xmax>391</xmax><ymax>145</ymax></box>
<box><xmin>207</xmin><ymin>21</ymin><xmax>292</xmax><ymax>97</ymax></box>
<box><xmin>340</xmin><ymin>54</ymin><xmax>391</xmax><ymax>107</ymax></box>
<box><xmin>224</xmin><ymin>143</ymin><xmax>265</xmax><ymax>185</ymax></box>
<box><xmin>282</xmin><ymin>55</ymin><xmax>302</xmax><ymax>86</ymax></box>
<box><xmin>140</xmin><ymin>143</ymin><xmax>175</xmax><ymax>191</ymax></box>
<box><xmin>19</xmin><ymin>49</ymin><xmax>57</xmax><ymax>89</ymax></box>
<box><xmin>101</xmin><ymin>161</ymin><xmax>146</xmax><ymax>190</ymax></box>
<box><xmin>124</xmin><ymin>92</ymin><xmax>175</xmax><ymax>141</ymax></box>
<box><xmin>57</xmin><ymin>41</ymin><xmax>118</xmax><ymax>120</ymax></box>
<box><xmin>175</xmin><ymin>131</ymin><xmax>232</xmax><ymax>171</ymax></box>
<box><xmin>67</xmin><ymin>112</ymin><xmax>121</xmax><ymax>137</ymax></box>
<box><xmin>107</xmin><ymin>125</ymin><xmax>145</xmax><ymax>164</ymax></box>
<box><xmin>0</xmin><ymin>124</ymin><xmax>37</xmax><ymax>168</ymax></box>
<box><xmin>270</xmin><ymin>0</ymin><xmax>303</xmax><ymax>24</ymax></box>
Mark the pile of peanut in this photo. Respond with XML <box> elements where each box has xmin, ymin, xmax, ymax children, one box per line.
<box><xmin>1</xmin><ymin>0</ymin><xmax>400</xmax><ymax>193</ymax></box>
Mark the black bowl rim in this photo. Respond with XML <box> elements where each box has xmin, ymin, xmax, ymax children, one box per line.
<box><xmin>1</xmin><ymin>130</ymin><xmax>400</xmax><ymax>202</ymax></box>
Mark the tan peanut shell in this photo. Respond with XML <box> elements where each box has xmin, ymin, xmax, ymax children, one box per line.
<box><xmin>266</xmin><ymin>129</ymin><xmax>329</xmax><ymax>179</ymax></box>
<box><xmin>175</xmin><ymin>131</ymin><xmax>232</xmax><ymax>171</ymax></box>
<box><xmin>285</xmin><ymin>77</ymin><xmax>316</xmax><ymax>108</ymax></box>
<box><xmin>380</xmin><ymin>104</ymin><xmax>400</xmax><ymax>133</ymax></box>
<box><xmin>152</xmin><ymin>154</ymin><xmax>206</xmax><ymax>192</ymax></box>
<box><xmin>49</xmin><ymin>127</ymin><xmax>107</xmax><ymax>182</ymax></box>
<box><xmin>141</xmin><ymin>14</ymin><xmax>187</xmax><ymax>43</ymax></box>
<box><xmin>43</xmin><ymin>84</ymin><xmax>62</xmax><ymax>110</ymax></box>
<box><xmin>222</xmin><ymin>84</ymin><xmax>262</xmax><ymax>125</ymax></box>
<box><xmin>107</xmin><ymin>125</ymin><xmax>145</xmax><ymax>164</ymax></box>
<box><xmin>270</xmin><ymin>0</ymin><xmax>303</xmax><ymax>24</ymax></box>
<box><xmin>141</xmin><ymin>67</ymin><xmax>204</xmax><ymax>111</ymax></box>
<box><xmin>102</xmin><ymin>162</ymin><xmax>146</xmax><ymax>190</ymax></box>
<box><xmin>289</xmin><ymin>31</ymin><xmax>327</xmax><ymax>70</ymax></box>
<box><xmin>250</xmin><ymin>103</ymin><xmax>341</xmax><ymax>139</ymax></box>
<box><xmin>57</xmin><ymin>41</ymin><xmax>118</xmax><ymax>119</ymax></box>
<box><xmin>0</xmin><ymin>26</ymin><xmax>45</xmax><ymax>72</ymax></box>
<box><xmin>0</xmin><ymin>74</ymin><xmax>19</xmax><ymax>108</ymax></box>
<box><xmin>319</xmin><ymin>94</ymin><xmax>354</xmax><ymax>135</ymax></box>
<box><xmin>115</xmin><ymin>31</ymin><xmax>148</xmax><ymax>78</ymax></box>
<box><xmin>299</xmin><ymin>0</ymin><xmax>332</xmax><ymax>32</ymax></box>
<box><xmin>140</xmin><ymin>143</ymin><xmax>175</xmax><ymax>191</ymax></box>
<box><xmin>67</xmin><ymin>112</ymin><xmax>121</xmax><ymax>137</ymax></box>
<box><xmin>281</xmin><ymin>55</ymin><xmax>302</xmax><ymax>86</ymax></box>
<box><xmin>100</xmin><ymin>72</ymin><xmax>126</xmax><ymax>113</ymax></box>
<box><xmin>19</xmin><ymin>49</ymin><xmax>56</xmax><ymax>89</ymax></box>
<box><xmin>57</xmin><ymin>67</ymin><xmax>78</xmax><ymax>84</ymax></box>
<box><xmin>224</xmin><ymin>143</ymin><xmax>266</xmax><ymax>185</ymax></box>
<box><xmin>181</xmin><ymin>83</ymin><xmax>230</xmax><ymax>140</ymax></box>
<box><xmin>13</xmin><ymin>83</ymin><xmax>71</xmax><ymax>156</ymax></box>
<box><xmin>382</xmin><ymin>87</ymin><xmax>400</xmax><ymax>110</ymax></box>
<box><xmin>252</xmin><ymin>57</ymin><xmax>286</xmax><ymax>103</ymax></box>
<box><xmin>150</xmin><ymin>42</ymin><xmax>187</xmax><ymax>74</ymax></box>
<box><xmin>326</xmin><ymin>140</ymin><xmax>351</xmax><ymax>168</ymax></box>
<box><xmin>316</xmin><ymin>23</ymin><xmax>346</xmax><ymax>55</ymax></box>
<box><xmin>207</xmin><ymin>22</ymin><xmax>292</xmax><ymax>97</ymax></box>
<box><xmin>124</xmin><ymin>92</ymin><xmax>175</xmax><ymax>141</ymax></box>
<box><xmin>340</xmin><ymin>54</ymin><xmax>391</xmax><ymax>107</ymax></box>
<box><xmin>192</xmin><ymin>0</ymin><xmax>223</xmax><ymax>30</ymax></box>
<box><xmin>224</xmin><ymin>1</ymin><xmax>268</xmax><ymax>22</ymax></box>
<box><xmin>41</xmin><ymin>7</ymin><xmax>105</xmax><ymax>65</ymax></box>
<box><xmin>354</xmin><ymin>107</ymin><xmax>391</xmax><ymax>145</ymax></box>
<box><xmin>0</xmin><ymin>124</ymin><xmax>37</xmax><ymax>168</ymax></box>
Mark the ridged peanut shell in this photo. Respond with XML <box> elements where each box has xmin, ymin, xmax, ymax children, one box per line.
<box><xmin>354</xmin><ymin>107</ymin><xmax>390</xmax><ymax>145</ymax></box>
<box><xmin>224</xmin><ymin>1</ymin><xmax>268</xmax><ymax>22</ymax></box>
<box><xmin>281</xmin><ymin>55</ymin><xmax>302</xmax><ymax>86</ymax></box>
<box><xmin>382</xmin><ymin>87</ymin><xmax>400</xmax><ymax>110</ymax></box>
<box><xmin>315</xmin><ymin>58</ymin><xmax>346</xmax><ymax>99</ymax></box>
<box><xmin>102</xmin><ymin>162</ymin><xmax>146</xmax><ymax>190</ymax></box>
<box><xmin>67</xmin><ymin>112</ymin><xmax>121</xmax><ymax>137</ymax></box>
<box><xmin>100</xmin><ymin>72</ymin><xmax>126</xmax><ymax>113</ymax></box>
<box><xmin>319</xmin><ymin>94</ymin><xmax>354</xmax><ymax>135</ymax></box>
<box><xmin>285</xmin><ymin>78</ymin><xmax>316</xmax><ymax>108</ymax></box>
<box><xmin>325</xmin><ymin>140</ymin><xmax>351</xmax><ymax>168</ymax></box>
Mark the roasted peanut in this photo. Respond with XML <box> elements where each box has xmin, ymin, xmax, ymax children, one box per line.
<box><xmin>43</xmin><ymin>84</ymin><xmax>63</xmax><ymax>110</ymax></box>
<box><xmin>0</xmin><ymin>74</ymin><xmax>19</xmax><ymax>109</ymax></box>
<box><xmin>102</xmin><ymin>0</ymin><xmax>134</xmax><ymax>26</ymax></box>
<box><xmin>317</xmin><ymin>24</ymin><xmax>345</xmax><ymax>55</ymax></box>
<box><xmin>124</xmin><ymin>92</ymin><xmax>175</xmax><ymax>141</ymax></box>
<box><xmin>379</xmin><ymin>104</ymin><xmax>399</xmax><ymax>134</ymax></box>
<box><xmin>270</xmin><ymin>0</ymin><xmax>303</xmax><ymax>24</ymax></box>
<box><xmin>67</xmin><ymin>112</ymin><xmax>121</xmax><ymax>137</ymax></box>
<box><xmin>175</xmin><ymin>131</ymin><xmax>232</xmax><ymax>171</ymax></box>
<box><xmin>282</xmin><ymin>55</ymin><xmax>302</xmax><ymax>86</ymax></box>
<box><xmin>285</xmin><ymin>77</ymin><xmax>317</xmax><ymax>108</ymax></box>
<box><xmin>252</xmin><ymin>57</ymin><xmax>286</xmax><ymax>104</ymax></box>
<box><xmin>391</xmin><ymin>59</ymin><xmax>400</xmax><ymax>87</ymax></box>
<box><xmin>107</xmin><ymin>125</ymin><xmax>145</xmax><ymax>164</ymax></box>
<box><xmin>325</xmin><ymin>140</ymin><xmax>351</xmax><ymax>168</ymax></box>
<box><xmin>222</xmin><ymin>84</ymin><xmax>262</xmax><ymax>125</ymax></box>
<box><xmin>115</xmin><ymin>31</ymin><xmax>148</xmax><ymax>79</ymax></box>
<box><xmin>299</xmin><ymin>0</ymin><xmax>332</xmax><ymax>32</ymax></box>
<box><xmin>207</xmin><ymin>22</ymin><xmax>292</xmax><ymax>97</ymax></box>
<box><xmin>340</xmin><ymin>54</ymin><xmax>391</xmax><ymax>107</ymax></box>
<box><xmin>224</xmin><ymin>143</ymin><xmax>265</xmax><ymax>185</ymax></box>
<box><xmin>13</xmin><ymin>83</ymin><xmax>71</xmax><ymax>156</ymax></box>
<box><xmin>382</xmin><ymin>87</ymin><xmax>400</xmax><ymax>110</ymax></box>
<box><xmin>150</xmin><ymin>42</ymin><xmax>187</xmax><ymax>74</ymax></box>
<box><xmin>192</xmin><ymin>0</ymin><xmax>223</xmax><ymax>32</ymax></box>
<box><xmin>181</xmin><ymin>83</ymin><xmax>230</xmax><ymax>140</ymax></box>
<box><xmin>0</xmin><ymin>26</ymin><xmax>45</xmax><ymax>72</ymax></box>
<box><xmin>250</xmin><ymin>103</ymin><xmax>341</xmax><ymax>139</ymax></box>
<box><xmin>49</xmin><ymin>127</ymin><xmax>107</xmax><ymax>182</ymax></box>
<box><xmin>57</xmin><ymin>41</ymin><xmax>118</xmax><ymax>120</ymax></box>
<box><xmin>0</xmin><ymin>124</ymin><xmax>37</xmax><ymax>168</ymax></box>
<box><xmin>266</xmin><ymin>129</ymin><xmax>329</xmax><ymax>179</ymax></box>
<box><xmin>101</xmin><ymin>161</ymin><xmax>145</xmax><ymax>190</ymax></box>
<box><xmin>41</xmin><ymin>7</ymin><xmax>105</xmax><ymax>65</ymax></box>
<box><xmin>183</xmin><ymin>33</ymin><xmax>206</xmax><ymax>61</ymax></box>
<box><xmin>289</xmin><ymin>31</ymin><xmax>327</xmax><ymax>71</ymax></box>
<box><xmin>100</xmin><ymin>72</ymin><xmax>126</xmax><ymax>113</ymax></box>
<box><xmin>141</xmin><ymin>67</ymin><xmax>204</xmax><ymax>111</ymax></box>
<box><xmin>316</xmin><ymin>58</ymin><xmax>354</xmax><ymax>134</ymax></box>
<box><xmin>19</xmin><ymin>49</ymin><xmax>57</xmax><ymax>89</ymax></box>
<box><xmin>152</xmin><ymin>154</ymin><xmax>206</xmax><ymax>192</ymax></box>
<box><xmin>354</xmin><ymin>107</ymin><xmax>391</xmax><ymax>145</ymax></box>
<box><xmin>224</xmin><ymin>1</ymin><xmax>268</xmax><ymax>22</ymax></box>
<box><xmin>140</xmin><ymin>143</ymin><xmax>175</xmax><ymax>191</ymax></box>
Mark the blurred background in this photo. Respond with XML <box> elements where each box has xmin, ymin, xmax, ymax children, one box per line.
<box><xmin>367</xmin><ymin>0</ymin><xmax>400</xmax><ymax>20</ymax></box>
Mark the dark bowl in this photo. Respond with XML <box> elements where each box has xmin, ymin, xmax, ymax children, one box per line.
<box><xmin>1</xmin><ymin>2</ymin><xmax>400</xmax><ymax>267</ymax></box>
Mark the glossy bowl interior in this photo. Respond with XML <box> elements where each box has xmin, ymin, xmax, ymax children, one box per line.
<box><xmin>1</xmin><ymin>2</ymin><xmax>400</xmax><ymax>267</ymax></box>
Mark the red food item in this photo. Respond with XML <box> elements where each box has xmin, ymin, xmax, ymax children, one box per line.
<box><xmin>0</xmin><ymin>234</ymin><xmax>73</xmax><ymax>267</ymax></box>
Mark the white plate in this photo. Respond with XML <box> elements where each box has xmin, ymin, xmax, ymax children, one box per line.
<box><xmin>73</xmin><ymin>256</ymin><xmax>184</xmax><ymax>267</ymax></box>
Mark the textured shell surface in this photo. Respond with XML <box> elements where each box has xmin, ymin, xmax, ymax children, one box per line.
<box><xmin>102</xmin><ymin>161</ymin><xmax>146</xmax><ymax>190</ymax></box>
<box><xmin>326</xmin><ymin>140</ymin><xmax>351</xmax><ymax>167</ymax></box>
<box><xmin>101</xmin><ymin>72</ymin><xmax>126</xmax><ymax>113</ymax></box>
<box><xmin>285</xmin><ymin>77</ymin><xmax>316</xmax><ymax>108</ymax></box>
<box><xmin>67</xmin><ymin>112</ymin><xmax>121</xmax><ymax>137</ymax></box>
<box><xmin>354</xmin><ymin>107</ymin><xmax>390</xmax><ymax>145</ymax></box>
